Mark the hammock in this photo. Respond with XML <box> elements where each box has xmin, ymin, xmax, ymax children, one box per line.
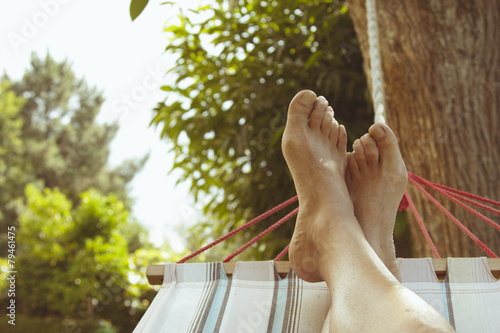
<box><xmin>135</xmin><ymin>0</ymin><xmax>500</xmax><ymax>331</ymax></box>
<box><xmin>136</xmin><ymin>258</ymin><xmax>500</xmax><ymax>332</ymax></box>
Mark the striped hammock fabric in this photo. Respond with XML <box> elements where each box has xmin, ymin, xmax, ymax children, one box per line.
<box><xmin>134</xmin><ymin>257</ymin><xmax>500</xmax><ymax>333</ymax></box>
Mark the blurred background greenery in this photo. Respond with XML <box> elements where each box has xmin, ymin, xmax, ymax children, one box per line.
<box><xmin>0</xmin><ymin>0</ymin><xmax>411</xmax><ymax>331</ymax></box>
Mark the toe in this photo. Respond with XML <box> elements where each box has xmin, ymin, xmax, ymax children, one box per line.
<box><xmin>329</xmin><ymin>118</ymin><xmax>339</xmax><ymax>145</ymax></box>
<box><xmin>337</xmin><ymin>124</ymin><xmax>347</xmax><ymax>151</ymax></box>
<box><xmin>347</xmin><ymin>151</ymin><xmax>360</xmax><ymax>179</ymax></box>
<box><xmin>368</xmin><ymin>123</ymin><xmax>402</xmax><ymax>162</ymax></box>
<box><xmin>345</xmin><ymin>153</ymin><xmax>353</xmax><ymax>184</ymax></box>
<box><xmin>321</xmin><ymin>107</ymin><xmax>334</xmax><ymax>136</ymax></box>
<box><xmin>360</xmin><ymin>134</ymin><xmax>379</xmax><ymax>166</ymax></box>
<box><xmin>287</xmin><ymin>90</ymin><xmax>317</xmax><ymax>127</ymax></box>
<box><xmin>309</xmin><ymin>96</ymin><xmax>328</xmax><ymax>130</ymax></box>
<box><xmin>353</xmin><ymin>139</ymin><xmax>367</xmax><ymax>170</ymax></box>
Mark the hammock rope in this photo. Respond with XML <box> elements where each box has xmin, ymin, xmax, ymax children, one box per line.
<box><xmin>177</xmin><ymin>196</ymin><xmax>298</xmax><ymax>263</ymax></box>
<box><xmin>409</xmin><ymin>173</ymin><xmax>500</xmax><ymax>232</ymax></box>
<box><xmin>445</xmin><ymin>191</ymin><xmax>500</xmax><ymax>216</ymax></box>
<box><xmin>177</xmin><ymin>171</ymin><xmax>500</xmax><ymax>263</ymax></box>
<box><xmin>366</xmin><ymin>0</ymin><xmax>386</xmax><ymax>125</ymax></box>
<box><xmin>408</xmin><ymin>174</ymin><xmax>498</xmax><ymax>258</ymax></box>
<box><xmin>274</xmin><ymin>244</ymin><xmax>289</xmax><ymax>261</ymax></box>
<box><xmin>403</xmin><ymin>190</ymin><xmax>441</xmax><ymax>258</ymax></box>
<box><xmin>411</xmin><ymin>173</ymin><xmax>500</xmax><ymax>208</ymax></box>
<box><xmin>222</xmin><ymin>208</ymin><xmax>298</xmax><ymax>262</ymax></box>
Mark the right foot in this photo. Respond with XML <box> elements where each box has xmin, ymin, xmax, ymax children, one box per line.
<box><xmin>345</xmin><ymin>123</ymin><xmax>407</xmax><ymax>280</ymax></box>
<box><xmin>283</xmin><ymin>90</ymin><xmax>359</xmax><ymax>282</ymax></box>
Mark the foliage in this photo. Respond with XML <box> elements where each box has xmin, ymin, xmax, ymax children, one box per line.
<box><xmin>5</xmin><ymin>185</ymin><xmax>147</xmax><ymax>332</ymax></box>
<box><xmin>121</xmin><ymin>220</ymin><xmax>154</xmax><ymax>253</ymax></box>
<box><xmin>0</xmin><ymin>53</ymin><xmax>157</xmax><ymax>332</ymax></box>
<box><xmin>0</xmin><ymin>53</ymin><xmax>148</xmax><ymax>253</ymax></box>
<box><xmin>129</xmin><ymin>245</ymin><xmax>183</xmax><ymax>296</ymax></box>
<box><xmin>0</xmin><ymin>80</ymin><xmax>29</xmax><ymax>237</ymax></box>
<box><xmin>12</xmin><ymin>53</ymin><xmax>148</xmax><ymax>206</ymax></box>
<box><xmin>152</xmin><ymin>0</ymin><xmax>371</xmax><ymax>260</ymax></box>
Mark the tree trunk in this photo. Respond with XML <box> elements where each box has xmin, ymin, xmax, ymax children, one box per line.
<box><xmin>345</xmin><ymin>0</ymin><xmax>500</xmax><ymax>257</ymax></box>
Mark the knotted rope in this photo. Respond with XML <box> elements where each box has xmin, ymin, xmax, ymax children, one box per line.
<box><xmin>366</xmin><ymin>0</ymin><xmax>387</xmax><ymax>125</ymax></box>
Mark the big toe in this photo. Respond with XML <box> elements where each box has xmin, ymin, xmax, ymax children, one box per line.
<box><xmin>287</xmin><ymin>90</ymin><xmax>317</xmax><ymax>126</ymax></box>
<box><xmin>368</xmin><ymin>123</ymin><xmax>402</xmax><ymax>161</ymax></box>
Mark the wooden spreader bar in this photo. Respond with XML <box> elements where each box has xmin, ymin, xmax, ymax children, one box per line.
<box><xmin>145</xmin><ymin>259</ymin><xmax>500</xmax><ymax>285</ymax></box>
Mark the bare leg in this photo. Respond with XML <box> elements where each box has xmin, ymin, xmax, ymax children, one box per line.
<box><xmin>283</xmin><ymin>90</ymin><xmax>454</xmax><ymax>332</ymax></box>
<box><xmin>346</xmin><ymin>124</ymin><xmax>407</xmax><ymax>280</ymax></box>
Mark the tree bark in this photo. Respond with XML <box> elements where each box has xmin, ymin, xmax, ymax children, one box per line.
<box><xmin>345</xmin><ymin>0</ymin><xmax>500</xmax><ymax>257</ymax></box>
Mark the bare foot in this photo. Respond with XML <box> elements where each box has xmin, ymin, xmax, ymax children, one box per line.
<box><xmin>283</xmin><ymin>90</ymin><xmax>358</xmax><ymax>282</ymax></box>
<box><xmin>346</xmin><ymin>123</ymin><xmax>407</xmax><ymax>280</ymax></box>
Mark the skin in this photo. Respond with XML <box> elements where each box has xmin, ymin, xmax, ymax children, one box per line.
<box><xmin>346</xmin><ymin>125</ymin><xmax>408</xmax><ymax>281</ymax></box>
<box><xmin>282</xmin><ymin>90</ymin><xmax>455</xmax><ymax>333</ymax></box>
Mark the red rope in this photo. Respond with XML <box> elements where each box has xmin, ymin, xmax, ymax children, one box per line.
<box><xmin>446</xmin><ymin>191</ymin><xmax>500</xmax><ymax>216</ymax></box>
<box><xmin>178</xmin><ymin>171</ymin><xmax>498</xmax><ymax>263</ymax></box>
<box><xmin>177</xmin><ymin>196</ymin><xmax>298</xmax><ymax>263</ymax></box>
<box><xmin>404</xmin><ymin>191</ymin><xmax>440</xmax><ymax>258</ymax></box>
<box><xmin>398</xmin><ymin>194</ymin><xmax>409</xmax><ymax>211</ymax></box>
<box><xmin>223</xmin><ymin>208</ymin><xmax>299</xmax><ymax>262</ymax></box>
<box><xmin>408</xmin><ymin>174</ymin><xmax>498</xmax><ymax>258</ymax></box>
<box><xmin>409</xmin><ymin>172</ymin><xmax>500</xmax><ymax>207</ymax></box>
<box><xmin>410</xmin><ymin>173</ymin><xmax>500</xmax><ymax>215</ymax></box>
<box><xmin>274</xmin><ymin>244</ymin><xmax>289</xmax><ymax>261</ymax></box>
<box><xmin>412</xmin><ymin>175</ymin><xmax>500</xmax><ymax>232</ymax></box>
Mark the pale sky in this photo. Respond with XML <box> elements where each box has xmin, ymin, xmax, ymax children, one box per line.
<box><xmin>0</xmin><ymin>0</ymin><xmax>206</xmax><ymax>250</ymax></box>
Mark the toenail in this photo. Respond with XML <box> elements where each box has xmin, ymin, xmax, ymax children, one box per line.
<box><xmin>370</xmin><ymin>125</ymin><xmax>385</xmax><ymax>138</ymax></box>
<box><xmin>318</xmin><ymin>96</ymin><xmax>327</xmax><ymax>103</ymax></box>
<box><xmin>300</xmin><ymin>90</ymin><xmax>317</xmax><ymax>104</ymax></box>
<box><xmin>327</xmin><ymin>106</ymin><xmax>333</xmax><ymax>113</ymax></box>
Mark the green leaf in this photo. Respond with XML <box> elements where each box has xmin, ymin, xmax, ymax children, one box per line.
<box><xmin>130</xmin><ymin>0</ymin><xmax>149</xmax><ymax>21</ymax></box>
<box><xmin>305</xmin><ymin>50</ymin><xmax>324</xmax><ymax>70</ymax></box>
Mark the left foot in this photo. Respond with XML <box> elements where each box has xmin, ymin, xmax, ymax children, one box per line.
<box><xmin>346</xmin><ymin>123</ymin><xmax>407</xmax><ymax>280</ymax></box>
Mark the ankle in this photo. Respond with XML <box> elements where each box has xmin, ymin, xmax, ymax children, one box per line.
<box><xmin>299</xmin><ymin>195</ymin><xmax>354</xmax><ymax>218</ymax></box>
